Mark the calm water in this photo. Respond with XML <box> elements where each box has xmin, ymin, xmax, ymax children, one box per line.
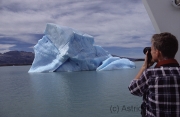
<box><xmin>0</xmin><ymin>62</ymin><xmax>143</xmax><ymax>117</ymax></box>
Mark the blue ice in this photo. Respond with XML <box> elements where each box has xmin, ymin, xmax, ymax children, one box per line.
<box><xmin>28</xmin><ymin>23</ymin><xmax>135</xmax><ymax>73</ymax></box>
<box><xmin>96</xmin><ymin>57</ymin><xmax>136</xmax><ymax>71</ymax></box>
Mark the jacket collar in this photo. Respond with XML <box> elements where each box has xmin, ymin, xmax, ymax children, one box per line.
<box><xmin>155</xmin><ymin>59</ymin><xmax>179</xmax><ymax>68</ymax></box>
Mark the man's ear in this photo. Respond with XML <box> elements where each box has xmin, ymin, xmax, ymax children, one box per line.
<box><xmin>157</xmin><ymin>50</ymin><xmax>163</xmax><ymax>59</ymax></box>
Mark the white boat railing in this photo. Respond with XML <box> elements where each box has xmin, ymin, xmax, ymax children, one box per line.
<box><xmin>172</xmin><ymin>0</ymin><xmax>180</xmax><ymax>8</ymax></box>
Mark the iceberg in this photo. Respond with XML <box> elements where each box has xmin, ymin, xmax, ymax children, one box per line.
<box><xmin>28</xmin><ymin>23</ymin><xmax>135</xmax><ymax>73</ymax></box>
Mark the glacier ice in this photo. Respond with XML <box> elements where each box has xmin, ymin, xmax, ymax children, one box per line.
<box><xmin>96</xmin><ymin>57</ymin><xmax>135</xmax><ymax>71</ymax></box>
<box><xmin>28</xmin><ymin>23</ymin><xmax>135</xmax><ymax>73</ymax></box>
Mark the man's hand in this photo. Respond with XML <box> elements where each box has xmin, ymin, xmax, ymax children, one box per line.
<box><xmin>145</xmin><ymin>51</ymin><xmax>155</xmax><ymax>68</ymax></box>
<box><xmin>134</xmin><ymin>51</ymin><xmax>155</xmax><ymax>80</ymax></box>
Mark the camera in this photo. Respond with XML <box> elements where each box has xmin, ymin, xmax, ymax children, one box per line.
<box><xmin>143</xmin><ymin>47</ymin><xmax>152</xmax><ymax>64</ymax></box>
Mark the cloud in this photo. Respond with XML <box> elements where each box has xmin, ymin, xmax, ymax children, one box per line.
<box><xmin>0</xmin><ymin>44</ymin><xmax>16</xmax><ymax>53</ymax></box>
<box><xmin>0</xmin><ymin>0</ymin><xmax>155</xmax><ymax>57</ymax></box>
<box><xmin>0</xmin><ymin>34</ymin><xmax>42</xmax><ymax>52</ymax></box>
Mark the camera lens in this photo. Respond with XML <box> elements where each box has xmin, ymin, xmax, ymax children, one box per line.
<box><xmin>143</xmin><ymin>47</ymin><xmax>152</xmax><ymax>65</ymax></box>
<box><xmin>143</xmin><ymin>47</ymin><xmax>151</xmax><ymax>54</ymax></box>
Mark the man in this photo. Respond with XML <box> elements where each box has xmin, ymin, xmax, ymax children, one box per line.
<box><xmin>128</xmin><ymin>32</ymin><xmax>180</xmax><ymax>117</ymax></box>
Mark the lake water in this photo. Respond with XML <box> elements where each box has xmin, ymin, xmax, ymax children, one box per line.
<box><xmin>0</xmin><ymin>61</ymin><xmax>143</xmax><ymax>117</ymax></box>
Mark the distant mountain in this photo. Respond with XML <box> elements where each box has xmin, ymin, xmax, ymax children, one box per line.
<box><xmin>0</xmin><ymin>51</ymin><xmax>34</xmax><ymax>66</ymax></box>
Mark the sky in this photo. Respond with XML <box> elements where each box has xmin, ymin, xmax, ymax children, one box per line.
<box><xmin>0</xmin><ymin>0</ymin><xmax>155</xmax><ymax>58</ymax></box>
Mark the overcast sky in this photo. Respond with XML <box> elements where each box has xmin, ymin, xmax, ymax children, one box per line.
<box><xmin>0</xmin><ymin>0</ymin><xmax>155</xmax><ymax>58</ymax></box>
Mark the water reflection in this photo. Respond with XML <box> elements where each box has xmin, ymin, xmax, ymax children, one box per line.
<box><xmin>0</xmin><ymin>63</ymin><xmax>142</xmax><ymax>117</ymax></box>
<box><xmin>29</xmin><ymin>69</ymin><xmax>141</xmax><ymax>117</ymax></box>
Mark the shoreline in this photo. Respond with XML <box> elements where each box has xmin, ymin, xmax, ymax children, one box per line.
<box><xmin>0</xmin><ymin>64</ymin><xmax>32</xmax><ymax>67</ymax></box>
<box><xmin>0</xmin><ymin>59</ymin><xmax>144</xmax><ymax>67</ymax></box>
